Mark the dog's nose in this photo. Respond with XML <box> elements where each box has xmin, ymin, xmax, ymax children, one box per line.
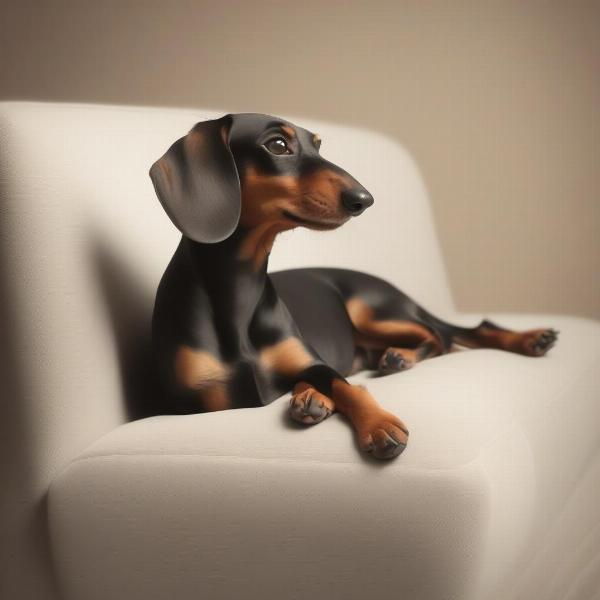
<box><xmin>341</xmin><ymin>188</ymin><xmax>374</xmax><ymax>216</ymax></box>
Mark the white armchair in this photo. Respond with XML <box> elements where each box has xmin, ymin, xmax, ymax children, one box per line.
<box><xmin>1</xmin><ymin>101</ymin><xmax>598</xmax><ymax>600</ymax></box>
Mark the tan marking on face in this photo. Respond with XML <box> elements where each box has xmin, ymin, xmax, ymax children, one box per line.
<box><xmin>313</xmin><ymin>133</ymin><xmax>321</xmax><ymax>147</ymax></box>
<box><xmin>174</xmin><ymin>346</ymin><xmax>230</xmax><ymax>390</ymax></box>
<box><xmin>281</xmin><ymin>125</ymin><xmax>296</xmax><ymax>138</ymax></box>
<box><xmin>259</xmin><ymin>337</ymin><xmax>315</xmax><ymax>378</ymax></box>
<box><xmin>239</xmin><ymin>221</ymin><xmax>289</xmax><ymax>270</ymax></box>
<box><xmin>297</xmin><ymin>168</ymin><xmax>352</xmax><ymax>215</ymax></box>
<box><xmin>239</xmin><ymin>166</ymin><xmax>300</xmax><ymax>228</ymax></box>
<box><xmin>238</xmin><ymin>164</ymin><xmax>352</xmax><ymax>268</ymax></box>
<box><xmin>237</xmin><ymin>166</ymin><xmax>299</xmax><ymax>269</ymax></box>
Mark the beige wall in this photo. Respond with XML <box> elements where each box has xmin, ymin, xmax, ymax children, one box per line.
<box><xmin>2</xmin><ymin>0</ymin><xmax>599</xmax><ymax>318</ymax></box>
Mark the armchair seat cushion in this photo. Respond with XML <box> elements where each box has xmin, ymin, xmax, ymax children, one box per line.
<box><xmin>49</xmin><ymin>314</ymin><xmax>600</xmax><ymax>600</ymax></box>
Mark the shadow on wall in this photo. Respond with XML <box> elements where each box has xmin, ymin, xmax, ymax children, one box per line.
<box><xmin>90</xmin><ymin>232</ymin><xmax>174</xmax><ymax>420</ymax></box>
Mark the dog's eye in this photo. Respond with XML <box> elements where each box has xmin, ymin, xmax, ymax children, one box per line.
<box><xmin>264</xmin><ymin>137</ymin><xmax>291</xmax><ymax>155</ymax></box>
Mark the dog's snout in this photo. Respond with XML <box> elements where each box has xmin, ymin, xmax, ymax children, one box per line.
<box><xmin>341</xmin><ymin>188</ymin><xmax>374</xmax><ymax>216</ymax></box>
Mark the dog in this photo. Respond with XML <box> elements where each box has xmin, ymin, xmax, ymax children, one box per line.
<box><xmin>149</xmin><ymin>113</ymin><xmax>558</xmax><ymax>460</ymax></box>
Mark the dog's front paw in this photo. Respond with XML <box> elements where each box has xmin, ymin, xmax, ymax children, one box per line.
<box><xmin>521</xmin><ymin>328</ymin><xmax>559</xmax><ymax>357</ymax></box>
<box><xmin>357</xmin><ymin>411</ymin><xmax>409</xmax><ymax>460</ymax></box>
<box><xmin>289</xmin><ymin>387</ymin><xmax>334</xmax><ymax>425</ymax></box>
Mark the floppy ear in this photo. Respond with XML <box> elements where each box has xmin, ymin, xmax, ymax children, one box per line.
<box><xmin>149</xmin><ymin>114</ymin><xmax>240</xmax><ymax>243</ymax></box>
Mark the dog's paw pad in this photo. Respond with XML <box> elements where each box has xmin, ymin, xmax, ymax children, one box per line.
<box><xmin>289</xmin><ymin>389</ymin><xmax>332</xmax><ymax>425</ymax></box>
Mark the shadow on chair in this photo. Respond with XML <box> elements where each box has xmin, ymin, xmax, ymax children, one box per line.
<box><xmin>90</xmin><ymin>233</ymin><xmax>174</xmax><ymax>420</ymax></box>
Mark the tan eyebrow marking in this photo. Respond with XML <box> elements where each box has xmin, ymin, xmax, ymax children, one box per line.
<box><xmin>281</xmin><ymin>125</ymin><xmax>296</xmax><ymax>138</ymax></box>
<box><xmin>313</xmin><ymin>133</ymin><xmax>321</xmax><ymax>147</ymax></box>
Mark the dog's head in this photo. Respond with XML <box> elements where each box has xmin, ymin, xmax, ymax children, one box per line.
<box><xmin>150</xmin><ymin>113</ymin><xmax>373</xmax><ymax>244</ymax></box>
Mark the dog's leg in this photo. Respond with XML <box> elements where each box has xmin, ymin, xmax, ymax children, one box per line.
<box><xmin>259</xmin><ymin>336</ymin><xmax>335</xmax><ymax>425</ymax></box>
<box><xmin>331</xmin><ymin>379</ymin><xmax>409</xmax><ymax>459</ymax></box>
<box><xmin>290</xmin><ymin>378</ymin><xmax>409</xmax><ymax>459</ymax></box>
<box><xmin>453</xmin><ymin>320</ymin><xmax>559</xmax><ymax>357</ymax></box>
<box><xmin>171</xmin><ymin>345</ymin><xmax>232</xmax><ymax>412</ymax></box>
<box><xmin>348</xmin><ymin>311</ymin><xmax>444</xmax><ymax>374</ymax></box>
<box><xmin>290</xmin><ymin>365</ymin><xmax>409</xmax><ymax>460</ymax></box>
<box><xmin>261</xmin><ymin>337</ymin><xmax>409</xmax><ymax>459</ymax></box>
<box><xmin>377</xmin><ymin>340</ymin><xmax>439</xmax><ymax>373</ymax></box>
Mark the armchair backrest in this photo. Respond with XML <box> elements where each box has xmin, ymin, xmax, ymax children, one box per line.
<box><xmin>0</xmin><ymin>101</ymin><xmax>452</xmax><ymax>599</ymax></box>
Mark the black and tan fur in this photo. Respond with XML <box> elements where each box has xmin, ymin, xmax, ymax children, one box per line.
<box><xmin>150</xmin><ymin>113</ymin><xmax>557</xmax><ymax>460</ymax></box>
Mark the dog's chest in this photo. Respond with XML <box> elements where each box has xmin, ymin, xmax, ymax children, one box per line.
<box><xmin>174</xmin><ymin>342</ymin><xmax>300</xmax><ymax>409</ymax></box>
<box><xmin>226</xmin><ymin>356</ymin><xmax>290</xmax><ymax>407</ymax></box>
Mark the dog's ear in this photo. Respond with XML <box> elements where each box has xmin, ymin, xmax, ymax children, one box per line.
<box><xmin>149</xmin><ymin>114</ymin><xmax>240</xmax><ymax>243</ymax></box>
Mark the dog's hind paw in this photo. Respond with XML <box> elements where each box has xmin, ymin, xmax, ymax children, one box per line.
<box><xmin>521</xmin><ymin>328</ymin><xmax>559</xmax><ymax>357</ymax></box>
<box><xmin>378</xmin><ymin>348</ymin><xmax>415</xmax><ymax>374</ymax></box>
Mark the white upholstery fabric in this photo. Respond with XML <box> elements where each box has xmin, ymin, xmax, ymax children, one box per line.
<box><xmin>1</xmin><ymin>102</ymin><xmax>598</xmax><ymax>600</ymax></box>
<box><xmin>48</xmin><ymin>314</ymin><xmax>600</xmax><ymax>600</ymax></box>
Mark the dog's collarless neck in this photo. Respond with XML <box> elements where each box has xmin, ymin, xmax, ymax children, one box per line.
<box><xmin>183</xmin><ymin>234</ymin><xmax>270</xmax><ymax>357</ymax></box>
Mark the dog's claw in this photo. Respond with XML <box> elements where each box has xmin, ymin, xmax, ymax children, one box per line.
<box><xmin>373</xmin><ymin>430</ymin><xmax>406</xmax><ymax>459</ymax></box>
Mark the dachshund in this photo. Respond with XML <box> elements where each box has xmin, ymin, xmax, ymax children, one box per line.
<box><xmin>149</xmin><ymin>113</ymin><xmax>558</xmax><ymax>460</ymax></box>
